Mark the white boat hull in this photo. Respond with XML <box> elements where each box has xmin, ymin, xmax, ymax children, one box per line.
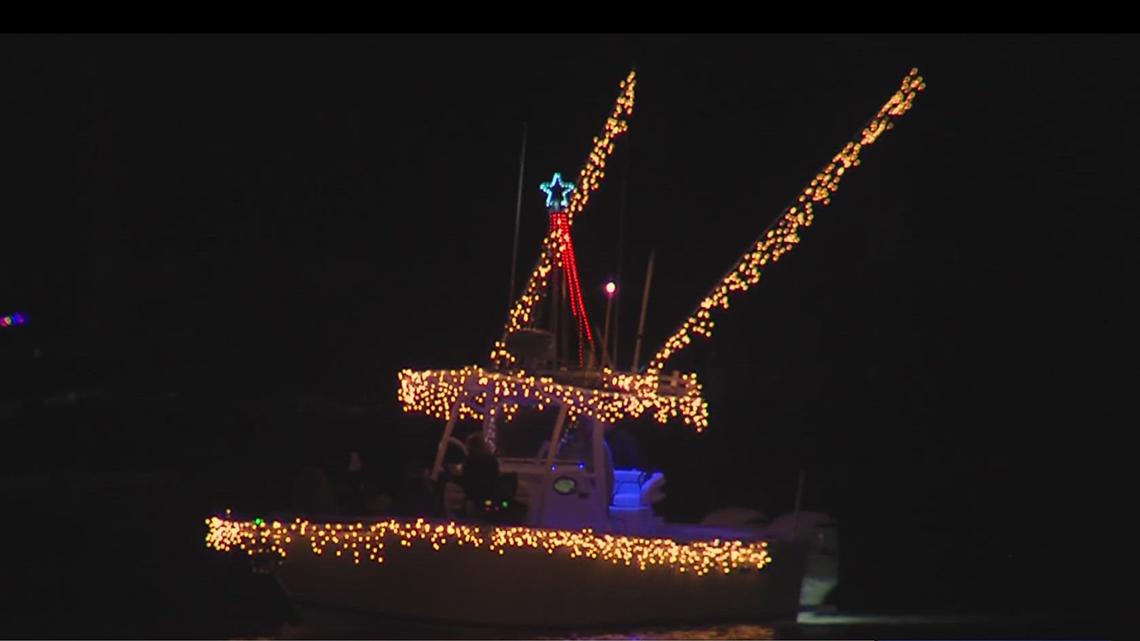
<box><xmin>269</xmin><ymin>535</ymin><xmax>808</xmax><ymax>627</ymax></box>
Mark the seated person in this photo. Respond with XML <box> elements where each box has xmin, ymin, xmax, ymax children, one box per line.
<box><xmin>460</xmin><ymin>432</ymin><xmax>500</xmax><ymax>505</ymax></box>
<box><xmin>459</xmin><ymin>432</ymin><xmax>524</xmax><ymax>523</ymax></box>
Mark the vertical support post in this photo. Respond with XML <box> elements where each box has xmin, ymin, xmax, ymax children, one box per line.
<box><xmin>508</xmin><ymin>123</ymin><xmax>528</xmax><ymax>309</ymax></box>
<box><xmin>613</xmin><ymin>136</ymin><xmax>630</xmax><ymax>371</ymax></box>
<box><xmin>584</xmin><ymin>319</ymin><xmax>604</xmax><ymax>379</ymax></box>
<box><xmin>543</xmin><ymin>404</ymin><xmax>570</xmax><ymax>471</ymax></box>
<box><xmin>601</xmin><ymin>292</ymin><xmax>614</xmax><ymax>369</ymax></box>
<box><xmin>560</xmin><ymin>273</ymin><xmax>568</xmax><ymax>367</ymax></box>
<box><xmin>482</xmin><ymin>402</ymin><xmax>497</xmax><ymax>453</ymax></box>
<box><xmin>791</xmin><ymin>469</ymin><xmax>805</xmax><ymax>538</ymax></box>
<box><xmin>631</xmin><ymin>250</ymin><xmax>656</xmax><ymax>372</ymax></box>
<box><xmin>430</xmin><ymin>401</ymin><xmax>461</xmax><ymax>481</ymax></box>
<box><xmin>551</xmin><ymin>270</ymin><xmax>561</xmax><ymax>366</ymax></box>
<box><xmin>535</xmin><ymin>404</ymin><xmax>571</xmax><ymax>527</ymax></box>
<box><xmin>584</xmin><ymin>328</ymin><xmax>601</xmax><ymax>381</ymax></box>
<box><xmin>591</xmin><ymin>418</ymin><xmax>608</xmax><ymax>522</ymax></box>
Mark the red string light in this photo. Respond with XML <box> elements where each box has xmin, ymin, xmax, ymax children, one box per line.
<box><xmin>550</xmin><ymin>212</ymin><xmax>594</xmax><ymax>366</ymax></box>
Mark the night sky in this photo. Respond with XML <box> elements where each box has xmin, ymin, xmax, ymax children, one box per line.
<box><xmin>1</xmin><ymin>34</ymin><xmax>1130</xmax><ymax>628</ymax></box>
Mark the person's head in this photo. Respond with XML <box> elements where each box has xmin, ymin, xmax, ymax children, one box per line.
<box><xmin>465</xmin><ymin>432</ymin><xmax>489</xmax><ymax>457</ymax></box>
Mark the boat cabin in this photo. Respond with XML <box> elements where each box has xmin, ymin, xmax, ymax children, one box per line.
<box><xmin>429</xmin><ymin>373</ymin><xmax>668</xmax><ymax>536</ymax></box>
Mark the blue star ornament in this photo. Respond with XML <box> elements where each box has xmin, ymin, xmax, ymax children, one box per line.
<box><xmin>539</xmin><ymin>172</ymin><xmax>576</xmax><ymax>211</ymax></box>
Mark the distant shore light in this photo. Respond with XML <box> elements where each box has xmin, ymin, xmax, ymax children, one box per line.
<box><xmin>0</xmin><ymin>312</ymin><xmax>27</xmax><ymax>328</ymax></box>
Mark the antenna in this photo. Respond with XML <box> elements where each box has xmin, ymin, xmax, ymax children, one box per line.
<box><xmin>508</xmin><ymin>123</ymin><xmax>528</xmax><ymax>310</ymax></box>
<box><xmin>791</xmin><ymin>469</ymin><xmax>805</xmax><ymax>538</ymax></box>
<box><xmin>631</xmin><ymin>250</ymin><xmax>655</xmax><ymax>372</ymax></box>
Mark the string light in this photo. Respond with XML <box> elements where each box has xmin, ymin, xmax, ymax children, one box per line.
<box><xmin>397</xmin><ymin>365</ymin><xmax>709</xmax><ymax>430</ymax></box>
<box><xmin>0</xmin><ymin>312</ymin><xmax>26</xmax><ymax>328</ymax></box>
<box><xmin>495</xmin><ymin>70</ymin><xmax>637</xmax><ymax>367</ymax></box>
<box><xmin>551</xmin><ymin>210</ymin><xmax>593</xmax><ymax>365</ymax></box>
<box><xmin>646</xmin><ymin>69</ymin><xmax>926</xmax><ymax>374</ymax></box>
<box><xmin>206</xmin><ymin>515</ymin><xmax>772</xmax><ymax>576</ymax></box>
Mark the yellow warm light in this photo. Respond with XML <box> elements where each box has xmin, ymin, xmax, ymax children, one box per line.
<box><xmin>397</xmin><ymin>365</ymin><xmax>708</xmax><ymax>430</ymax></box>
<box><xmin>647</xmin><ymin>69</ymin><xmax>926</xmax><ymax>374</ymax></box>
<box><xmin>205</xmin><ymin>516</ymin><xmax>772</xmax><ymax>577</ymax></box>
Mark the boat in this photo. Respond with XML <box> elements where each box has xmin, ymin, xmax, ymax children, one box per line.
<box><xmin>206</xmin><ymin>67</ymin><xmax>925</xmax><ymax>629</ymax></box>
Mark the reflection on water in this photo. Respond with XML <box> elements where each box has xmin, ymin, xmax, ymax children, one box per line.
<box><xmin>253</xmin><ymin>622</ymin><xmax>778</xmax><ymax>640</ymax></box>
<box><xmin>537</xmin><ymin>624</ymin><xmax>777</xmax><ymax>640</ymax></box>
<box><xmin>258</xmin><ymin>622</ymin><xmax>778</xmax><ymax>640</ymax></box>
<box><xmin>246</xmin><ymin>613</ymin><xmax>1109</xmax><ymax>640</ymax></box>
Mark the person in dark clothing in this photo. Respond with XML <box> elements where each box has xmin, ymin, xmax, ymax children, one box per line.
<box><xmin>460</xmin><ymin>432</ymin><xmax>500</xmax><ymax>504</ymax></box>
<box><xmin>457</xmin><ymin>432</ymin><xmax>526</xmax><ymax>523</ymax></box>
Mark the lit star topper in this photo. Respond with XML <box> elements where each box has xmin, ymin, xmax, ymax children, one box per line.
<box><xmin>539</xmin><ymin>172</ymin><xmax>576</xmax><ymax>212</ymax></box>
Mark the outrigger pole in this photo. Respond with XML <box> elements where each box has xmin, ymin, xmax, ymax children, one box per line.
<box><xmin>645</xmin><ymin>69</ymin><xmax>925</xmax><ymax>374</ymax></box>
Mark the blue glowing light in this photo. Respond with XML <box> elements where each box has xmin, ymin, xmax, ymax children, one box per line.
<box><xmin>539</xmin><ymin>172</ymin><xmax>576</xmax><ymax>211</ymax></box>
<box><xmin>578</xmin><ymin>461</ymin><xmax>586</xmax><ymax>470</ymax></box>
<box><xmin>0</xmin><ymin>312</ymin><xmax>27</xmax><ymax>328</ymax></box>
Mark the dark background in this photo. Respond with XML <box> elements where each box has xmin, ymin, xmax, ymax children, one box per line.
<box><xmin>0</xmin><ymin>34</ymin><xmax>1129</xmax><ymax>636</ymax></box>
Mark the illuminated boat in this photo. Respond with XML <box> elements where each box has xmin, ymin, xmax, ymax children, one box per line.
<box><xmin>207</xmin><ymin>366</ymin><xmax>820</xmax><ymax>626</ymax></box>
<box><xmin>208</xmin><ymin>427</ymin><xmax>811</xmax><ymax>628</ymax></box>
<box><xmin>205</xmin><ymin>67</ymin><xmax>923</xmax><ymax>629</ymax></box>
